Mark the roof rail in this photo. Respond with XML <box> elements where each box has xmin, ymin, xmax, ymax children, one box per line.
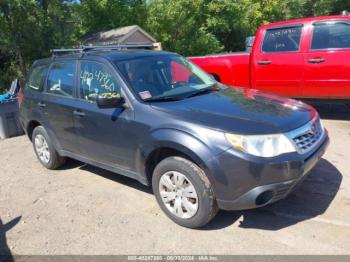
<box><xmin>50</xmin><ymin>43</ymin><xmax>157</xmax><ymax>56</ymax></box>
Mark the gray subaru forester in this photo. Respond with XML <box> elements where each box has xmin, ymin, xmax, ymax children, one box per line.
<box><xmin>20</xmin><ymin>46</ymin><xmax>329</xmax><ymax>228</ymax></box>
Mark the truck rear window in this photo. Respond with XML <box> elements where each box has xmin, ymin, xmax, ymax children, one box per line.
<box><xmin>311</xmin><ymin>22</ymin><xmax>350</xmax><ymax>50</ymax></box>
<box><xmin>262</xmin><ymin>26</ymin><xmax>302</xmax><ymax>53</ymax></box>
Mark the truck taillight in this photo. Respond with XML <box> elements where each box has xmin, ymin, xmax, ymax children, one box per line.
<box><xmin>16</xmin><ymin>80</ymin><xmax>23</xmax><ymax>108</ymax></box>
<box><xmin>17</xmin><ymin>88</ymin><xmax>23</xmax><ymax>108</ymax></box>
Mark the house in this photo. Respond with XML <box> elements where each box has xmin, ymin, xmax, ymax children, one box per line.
<box><xmin>81</xmin><ymin>25</ymin><xmax>161</xmax><ymax>49</ymax></box>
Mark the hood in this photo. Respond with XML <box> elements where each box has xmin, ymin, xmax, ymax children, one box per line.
<box><xmin>151</xmin><ymin>87</ymin><xmax>316</xmax><ymax>135</ymax></box>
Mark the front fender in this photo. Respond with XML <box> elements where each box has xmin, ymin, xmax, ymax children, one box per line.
<box><xmin>135</xmin><ymin>128</ymin><xmax>219</xmax><ymax>186</ymax></box>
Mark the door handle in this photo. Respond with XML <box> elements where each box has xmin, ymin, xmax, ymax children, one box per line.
<box><xmin>38</xmin><ymin>102</ymin><xmax>46</xmax><ymax>108</ymax></box>
<box><xmin>308</xmin><ymin>58</ymin><xmax>325</xmax><ymax>64</ymax></box>
<box><xmin>73</xmin><ymin>110</ymin><xmax>86</xmax><ymax>117</ymax></box>
<box><xmin>257</xmin><ymin>60</ymin><xmax>272</xmax><ymax>65</ymax></box>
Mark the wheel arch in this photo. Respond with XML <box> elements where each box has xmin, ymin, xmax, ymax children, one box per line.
<box><xmin>26</xmin><ymin>120</ymin><xmax>42</xmax><ymax>141</ymax></box>
<box><xmin>137</xmin><ymin>129</ymin><xmax>215</xmax><ymax>187</ymax></box>
<box><xmin>25</xmin><ymin>120</ymin><xmax>62</xmax><ymax>153</ymax></box>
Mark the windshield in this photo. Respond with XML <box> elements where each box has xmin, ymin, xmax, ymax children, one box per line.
<box><xmin>115</xmin><ymin>54</ymin><xmax>216</xmax><ymax>101</ymax></box>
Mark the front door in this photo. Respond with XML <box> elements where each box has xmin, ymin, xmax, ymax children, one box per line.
<box><xmin>73</xmin><ymin>60</ymin><xmax>135</xmax><ymax>170</ymax></box>
<box><xmin>303</xmin><ymin>20</ymin><xmax>350</xmax><ymax>99</ymax></box>
<box><xmin>251</xmin><ymin>25</ymin><xmax>304</xmax><ymax>97</ymax></box>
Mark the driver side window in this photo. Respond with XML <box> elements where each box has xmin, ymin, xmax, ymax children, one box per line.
<box><xmin>262</xmin><ymin>26</ymin><xmax>302</xmax><ymax>53</ymax></box>
<box><xmin>79</xmin><ymin>62</ymin><xmax>120</xmax><ymax>102</ymax></box>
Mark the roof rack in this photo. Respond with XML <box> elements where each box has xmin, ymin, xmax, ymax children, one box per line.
<box><xmin>50</xmin><ymin>43</ymin><xmax>157</xmax><ymax>56</ymax></box>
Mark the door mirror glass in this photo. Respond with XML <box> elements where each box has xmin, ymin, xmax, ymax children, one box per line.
<box><xmin>96</xmin><ymin>93</ymin><xmax>125</xmax><ymax>109</ymax></box>
<box><xmin>245</xmin><ymin>36</ymin><xmax>255</xmax><ymax>52</ymax></box>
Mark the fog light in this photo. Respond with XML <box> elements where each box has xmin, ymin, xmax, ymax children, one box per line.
<box><xmin>255</xmin><ymin>190</ymin><xmax>274</xmax><ymax>206</ymax></box>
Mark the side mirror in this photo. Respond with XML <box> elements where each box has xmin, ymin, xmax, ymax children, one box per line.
<box><xmin>245</xmin><ymin>36</ymin><xmax>255</xmax><ymax>52</ymax></box>
<box><xmin>96</xmin><ymin>93</ymin><xmax>125</xmax><ymax>109</ymax></box>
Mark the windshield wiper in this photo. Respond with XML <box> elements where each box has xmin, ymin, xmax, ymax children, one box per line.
<box><xmin>185</xmin><ymin>85</ymin><xmax>219</xmax><ymax>98</ymax></box>
<box><xmin>144</xmin><ymin>96</ymin><xmax>181</xmax><ymax>102</ymax></box>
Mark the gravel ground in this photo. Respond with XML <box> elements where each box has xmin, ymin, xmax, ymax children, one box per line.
<box><xmin>0</xmin><ymin>104</ymin><xmax>350</xmax><ymax>255</ymax></box>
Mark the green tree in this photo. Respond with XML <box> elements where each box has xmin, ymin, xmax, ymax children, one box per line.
<box><xmin>1</xmin><ymin>0</ymin><xmax>350</xmax><ymax>92</ymax></box>
<box><xmin>285</xmin><ymin>0</ymin><xmax>350</xmax><ymax>18</ymax></box>
<box><xmin>205</xmin><ymin>0</ymin><xmax>286</xmax><ymax>51</ymax></box>
<box><xmin>146</xmin><ymin>0</ymin><xmax>223</xmax><ymax>56</ymax></box>
<box><xmin>78</xmin><ymin>0</ymin><xmax>148</xmax><ymax>34</ymax></box>
<box><xmin>0</xmin><ymin>0</ymin><xmax>79</xmax><ymax>91</ymax></box>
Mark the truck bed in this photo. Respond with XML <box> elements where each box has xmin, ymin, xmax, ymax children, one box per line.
<box><xmin>188</xmin><ymin>52</ymin><xmax>250</xmax><ymax>87</ymax></box>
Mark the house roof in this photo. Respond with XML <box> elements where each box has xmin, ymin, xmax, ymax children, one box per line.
<box><xmin>81</xmin><ymin>25</ymin><xmax>157</xmax><ymax>45</ymax></box>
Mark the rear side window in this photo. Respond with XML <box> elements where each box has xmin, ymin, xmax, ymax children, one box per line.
<box><xmin>47</xmin><ymin>62</ymin><xmax>75</xmax><ymax>97</ymax></box>
<box><xmin>27</xmin><ymin>65</ymin><xmax>48</xmax><ymax>92</ymax></box>
<box><xmin>311</xmin><ymin>22</ymin><xmax>350</xmax><ymax>50</ymax></box>
<box><xmin>79</xmin><ymin>62</ymin><xmax>120</xmax><ymax>102</ymax></box>
<box><xmin>262</xmin><ymin>26</ymin><xmax>302</xmax><ymax>53</ymax></box>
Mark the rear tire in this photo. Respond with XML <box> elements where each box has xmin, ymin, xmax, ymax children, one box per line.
<box><xmin>152</xmin><ymin>156</ymin><xmax>218</xmax><ymax>228</ymax></box>
<box><xmin>32</xmin><ymin>126</ymin><xmax>66</xmax><ymax>170</ymax></box>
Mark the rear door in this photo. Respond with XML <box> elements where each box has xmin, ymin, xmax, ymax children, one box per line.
<box><xmin>303</xmin><ymin>20</ymin><xmax>350</xmax><ymax>99</ymax></box>
<box><xmin>251</xmin><ymin>24</ymin><xmax>304</xmax><ymax>97</ymax></box>
<box><xmin>21</xmin><ymin>64</ymin><xmax>49</xmax><ymax>127</ymax></box>
<box><xmin>44</xmin><ymin>61</ymin><xmax>79</xmax><ymax>153</ymax></box>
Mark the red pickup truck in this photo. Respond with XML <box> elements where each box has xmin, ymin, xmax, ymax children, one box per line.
<box><xmin>189</xmin><ymin>15</ymin><xmax>350</xmax><ymax>100</ymax></box>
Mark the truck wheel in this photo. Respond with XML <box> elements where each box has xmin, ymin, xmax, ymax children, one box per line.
<box><xmin>152</xmin><ymin>156</ymin><xmax>218</xmax><ymax>228</ymax></box>
<box><xmin>32</xmin><ymin>126</ymin><xmax>66</xmax><ymax>170</ymax></box>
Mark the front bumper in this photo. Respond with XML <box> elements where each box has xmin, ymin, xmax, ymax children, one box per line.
<box><xmin>212</xmin><ymin>132</ymin><xmax>329</xmax><ymax>211</ymax></box>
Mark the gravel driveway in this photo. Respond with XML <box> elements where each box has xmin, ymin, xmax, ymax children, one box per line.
<box><xmin>0</xmin><ymin>104</ymin><xmax>350</xmax><ymax>255</ymax></box>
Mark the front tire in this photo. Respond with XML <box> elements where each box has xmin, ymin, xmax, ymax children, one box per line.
<box><xmin>32</xmin><ymin>126</ymin><xmax>65</xmax><ymax>170</ymax></box>
<box><xmin>152</xmin><ymin>156</ymin><xmax>218</xmax><ymax>228</ymax></box>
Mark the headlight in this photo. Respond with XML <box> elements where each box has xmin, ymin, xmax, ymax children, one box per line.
<box><xmin>225</xmin><ymin>133</ymin><xmax>296</xmax><ymax>158</ymax></box>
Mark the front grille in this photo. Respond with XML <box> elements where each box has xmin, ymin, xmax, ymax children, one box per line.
<box><xmin>290</xmin><ymin>117</ymin><xmax>323</xmax><ymax>154</ymax></box>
